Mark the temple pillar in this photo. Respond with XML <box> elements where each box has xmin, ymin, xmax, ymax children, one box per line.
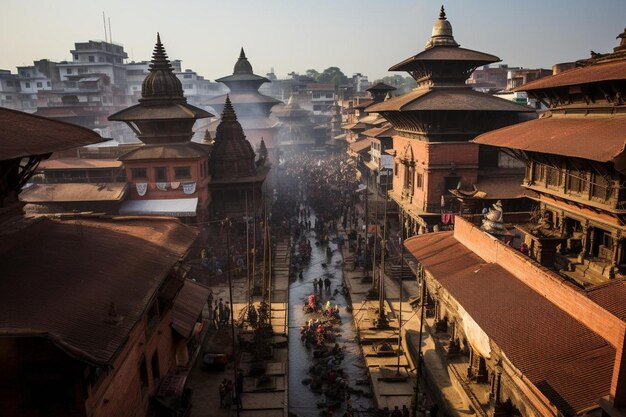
<box><xmin>578</xmin><ymin>221</ymin><xmax>590</xmax><ymax>262</ymax></box>
<box><xmin>491</xmin><ymin>368</ymin><xmax>507</xmax><ymax>417</ymax></box>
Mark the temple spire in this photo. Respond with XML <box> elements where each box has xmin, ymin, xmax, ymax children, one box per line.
<box><xmin>139</xmin><ymin>33</ymin><xmax>184</xmax><ymax>102</ymax></box>
<box><xmin>222</xmin><ymin>95</ymin><xmax>238</xmax><ymax>122</ymax></box>
<box><xmin>240</xmin><ymin>47</ymin><xmax>246</xmax><ymax>59</ymax></box>
<box><xmin>425</xmin><ymin>4</ymin><xmax>459</xmax><ymax>49</ymax></box>
<box><xmin>150</xmin><ymin>32</ymin><xmax>172</xmax><ymax>71</ymax></box>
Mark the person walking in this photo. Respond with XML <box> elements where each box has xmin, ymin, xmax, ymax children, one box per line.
<box><xmin>223</xmin><ymin>301</ymin><xmax>231</xmax><ymax>325</ymax></box>
<box><xmin>212</xmin><ymin>302</ymin><xmax>219</xmax><ymax>330</ymax></box>
<box><xmin>206</xmin><ymin>290</ymin><xmax>213</xmax><ymax>319</ymax></box>
<box><xmin>324</xmin><ymin>277</ymin><xmax>331</xmax><ymax>292</ymax></box>
<box><xmin>218</xmin><ymin>298</ymin><xmax>224</xmax><ymax>323</ymax></box>
<box><xmin>313</xmin><ymin>277</ymin><xmax>319</xmax><ymax>292</ymax></box>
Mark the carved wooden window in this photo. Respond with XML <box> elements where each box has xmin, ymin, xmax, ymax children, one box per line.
<box><xmin>131</xmin><ymin>168</ymin><xmax>147</xmax><ymax>180</ymax></box>
<box><xmin>592</xmin><ymin>174</ymin><xmax>612</xmax><ymax>201</ymax></box>
<box><xmin>567</xmin><ymin>170</ymin><xmax>588</xmax><ymax>195</ymax></box>
<box><xmin>532</xmin><ymin>163</ymin><xmax>545</xmax><ymax>183</ymax></box>
<box><xmin>546</xmin><ymin>166</ymin><xmax>562</xmax><ymax>188</ymax></box>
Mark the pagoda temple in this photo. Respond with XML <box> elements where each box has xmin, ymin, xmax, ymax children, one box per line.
<box><xmin>368</xmin><ymin>7</ymin><xmax>535</xmax><ymax>235</ymax></box>
<box><xmin>208</xmin><ymin>95</ymin><xmax>269</xmax><ymax>219</ymax></box>
<box><xmin>109</xmin><ymin>34</ymin><xmax>213</xmax><ymax>222</ymax></box>
<box><xmin>206</xmin><ymin>48</ymin><xmax>281</xmax><ymax>163</ymax></box>
<box><xmin>273</xmin><ymin>95</ymin><xmax>325</xmax><ymax>149</ymax></box>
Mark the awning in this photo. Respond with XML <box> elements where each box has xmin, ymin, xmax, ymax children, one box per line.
<box><xmin>119</xmin><ymin>198</ymin><xmax>198</xmax><ymax>217</ymax></box>
<box><xmin>172</xmin><ymin>279</ymin><xmax>211</xmax><ymax>338</ymax></box>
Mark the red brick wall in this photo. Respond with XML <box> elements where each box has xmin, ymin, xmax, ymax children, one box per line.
<box><xmin>88</xmin><ymin>308</ymin><xmax>178</xmax><ymax>417</ymax></box>
<box><xmin>391</xmin><ymin>136</ymin><xmax>480</xmax><ymax>211</ymax></box>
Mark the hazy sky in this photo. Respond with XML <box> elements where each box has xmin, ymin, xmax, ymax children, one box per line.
<box><xmin>2</xmin><ymin>0</ymin><xmax>625</xmax><ymax>81</ymax></box>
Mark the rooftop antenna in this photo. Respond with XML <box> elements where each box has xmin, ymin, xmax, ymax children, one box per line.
<box><xmin>108</xmin><ymin>17</ymin><xmax>113</xmax><ymax>44</ymax></box>
<box><xmin>102</xmin><ymin>12</ymin><xmax>108</xmax><ymax>44</ymax></box>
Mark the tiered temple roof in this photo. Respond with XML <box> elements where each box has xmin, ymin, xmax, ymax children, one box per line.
<box><xmin>206</xmin><ymin>48</ymin><xmax>281</xmax><ymax>117</ymax></box>
<box><xmin>109</xmin><ymin>34</ymin><xmax>212</xmax><ymax>145</ymax></box>
<box><xmin>368</xmin><ymin>6</ymin><xmax>533</xmax><ymax>135</ymax></box>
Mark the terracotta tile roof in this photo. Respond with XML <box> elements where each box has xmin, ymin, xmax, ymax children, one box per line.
<box><xmin>118</xmin><ymin>142</ymin><xmax>211</xmax><ymax>161</ymax></box>
<box><xmin>367</xmin><ymin>82</ymin><xmax>397</xmax><ymax>92</ymax></box>
<box><xmin>171</xmin><ymin>280</ymin><xmax>210</xmax><ymax>338</ymax></box>
<box><xmin>405</xmin><ymin>232</ymin><xmax>615</xmax><ymax>415</ymax></box>
<box><xmin>474</xmin><ymin>114</ymin><xmax>626</xmax><ymax>162</ymax></box>
<box><xmin>352</xmin><ymin>99</ymin><xmax>374</xmax><ymax>110</ymax></box>
<box><xmin>348</xmin><ymin>138</ymin><xmax>373</xmax><ymax>153</ymax></box>
<box><xmin>0</xmin><ymin>216</ymin><xmax>198</xmax><ymax>365</ymax></box>
<box><xmin>368</xmin><ymin>87</ymin><xmax>534</xmax><ymax>113</ymax></box>
<box><xmin>515</xmin><ymin>60</ymin><xmax>626</xmax><ymax>92</ymax></box>
<box><xmin>20</xmin><ymin>182</ymin><xmax>128</xmax><ymax>203</ymax></box>
<box><xmin>362</xmin><ymin>124</ymin><xmax>396</xmax><ymax>139</ymax></box>
<box><xmin>38</xmin><ymin>158</ymin><xmax>122</xmax><ymax>170</ymax></box>
<box><xmin>0</xmin><ymin>107</ymin><xmax>104</xmax><ymax>160</ymax></box>
<box><xmin>389</xmin><ymin>46</ymin><xmax>500</xmax><ymax>72</ymax></box>
<box><xmin>587</xmin><ymin>280</ymin><xmax>626</xmax><ymax>322</ymax></box>
<box><xmin>109</xmin><ymin>102</ymin><xmax>212</xmax><ymax>122</ymax></box>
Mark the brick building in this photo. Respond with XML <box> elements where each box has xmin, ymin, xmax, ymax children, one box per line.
<box><xmin>367</xmin><ymin>7</ymin><xmax>535</xmax><ymax>236</ymax></box>
<box><xmin>109</xmin><ymin>34</ymin><xmax>213</xmax><ymax>223</ymax></box>
<box><xmin>0</xmin><ymin>99</ymin><xmax>208</xmax><ymax>417</ymax></box>
<box><xmin>404</xmin><ymin>29</ymin><xmax>626</xmax><ymax>417</ymax></box>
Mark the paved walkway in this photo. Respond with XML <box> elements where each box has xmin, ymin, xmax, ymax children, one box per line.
<box><xmin>340</xmin><ymin>234</ymin><xmax>477</xmax><ymax>417</ymax></box>
<box><xmin>187</xmin><ymin>237</ymin><xmax>290</xmax><ymax>417</ymax></box>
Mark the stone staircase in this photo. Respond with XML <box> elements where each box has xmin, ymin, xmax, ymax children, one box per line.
<box><xmin>386</xmin><ymin>260</ymin><xmax>415</xmax><ymax>281</ymax></box>
<box><xmin>558</xmin><ymin>255</ymin><xmax>609</xmax><ymax>287</ymax></box>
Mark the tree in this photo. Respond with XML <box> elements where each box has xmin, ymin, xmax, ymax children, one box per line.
<box><xmin>378</xmin><ymin>75</ymin><xmax>417</xmax><ymax>95</ymax></box>
<box><xmin>318</xmin><ymin>67</ymin><xmax>348</xmax><ymax>86</ymax></box>
<box><xmin>305</xmin><ymin>69</ymin><xmax>320</xmax><ymax>79</ymax></box>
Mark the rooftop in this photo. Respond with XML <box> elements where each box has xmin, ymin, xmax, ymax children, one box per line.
<box><xmin>38</xmin><ymin>158</ymin><xmax>122</xmax><ymax>170</ymax></box>
<box><xmin>118</xmin><ymin>142</ymin><xmax>211</xmax><ymax>161</ymax></box>
<box><xmin>405</xmin><ymin>230</ymin><xmax>615</xmax><ymax>415</ymax></box>
<box><xmin>0</xmin><ymin>216</ymin><xmax>197</xmax><ymax>366</ymax></box>
<box><xmin>473</xmin><ymin>113</ymin><xmax>626</xmax><ymax>163</ymax></box>
<box><xmin>368</xmin><ymin>87</ymin><xmax>535</xmax><ymax>113</ymax></box>
<box><xmin>0</xmin><ymin>107</ymin><xmax>104</xmax><ymax>160</ymax></box>
<box><xmin>20</xmin><ymin>182</ymin><xmax>128</xmax><ymax>203</ymax></box>
<box><xmin>515</xmin><ymin>59</ymin><xmax>626</xmax><ymax>92</ymax></box>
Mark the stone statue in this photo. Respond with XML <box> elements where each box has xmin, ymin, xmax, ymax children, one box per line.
<box><xmin>481</xmin><ymin>200</ymin><xmax>507</xmax><ymax>235</ymax></box>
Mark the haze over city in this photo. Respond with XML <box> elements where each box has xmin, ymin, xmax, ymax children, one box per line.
<box><xmin>2</xmin><ymin>0</ymin><xmax>626</xmax><ymax>80</ymax></box>
<box><xmin>3</xmin><ymin>1</ymin><xmax>626</xmax><ymax>417</ymax></box>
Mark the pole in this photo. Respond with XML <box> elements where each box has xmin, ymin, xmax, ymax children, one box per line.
<box><xmin>252</xmin><ymin>186</ymin><xmax>257</xmax><ymax>296</ymax></box>
<box><xmin>371</xmin><ymin>178</ymin><xmax>380</xmax><ymax>291</ymax></box>
<box><xmin>245</xmin><ymin>191</ymin><xmax>251</xmax><ymax>305</ymax></box>
<box><xmin>224</xmin><ymin>218</ymin><xmax>240</xmax><ymax>417</ymax></box>
<box><xmin>377</xmin><ymin>172</ymin><xmax>390</xmax><ymax>328</ymax></box>
<box><xmin>108</xmin><ymin>17</ymin><xmax>112</xmax><ymax>44</ymax></box>
<box><xmin>102</xmin><ymin>12</ymin><xmax>108</xmax><ymax>44</ymax></box>
<box><xmin>414</xmin><ymin>268</ymin><xmax>426</xmax><ymax>417</ymax></box>
<box><xmin>397</xmin><ymin>206</ymin><xmax>404</xmax><ymax>375</ymax></box>
<box><xmin>364</xmin><ymin>170</ymin><xmax>369</xmax><ymax>278</ymax></box>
